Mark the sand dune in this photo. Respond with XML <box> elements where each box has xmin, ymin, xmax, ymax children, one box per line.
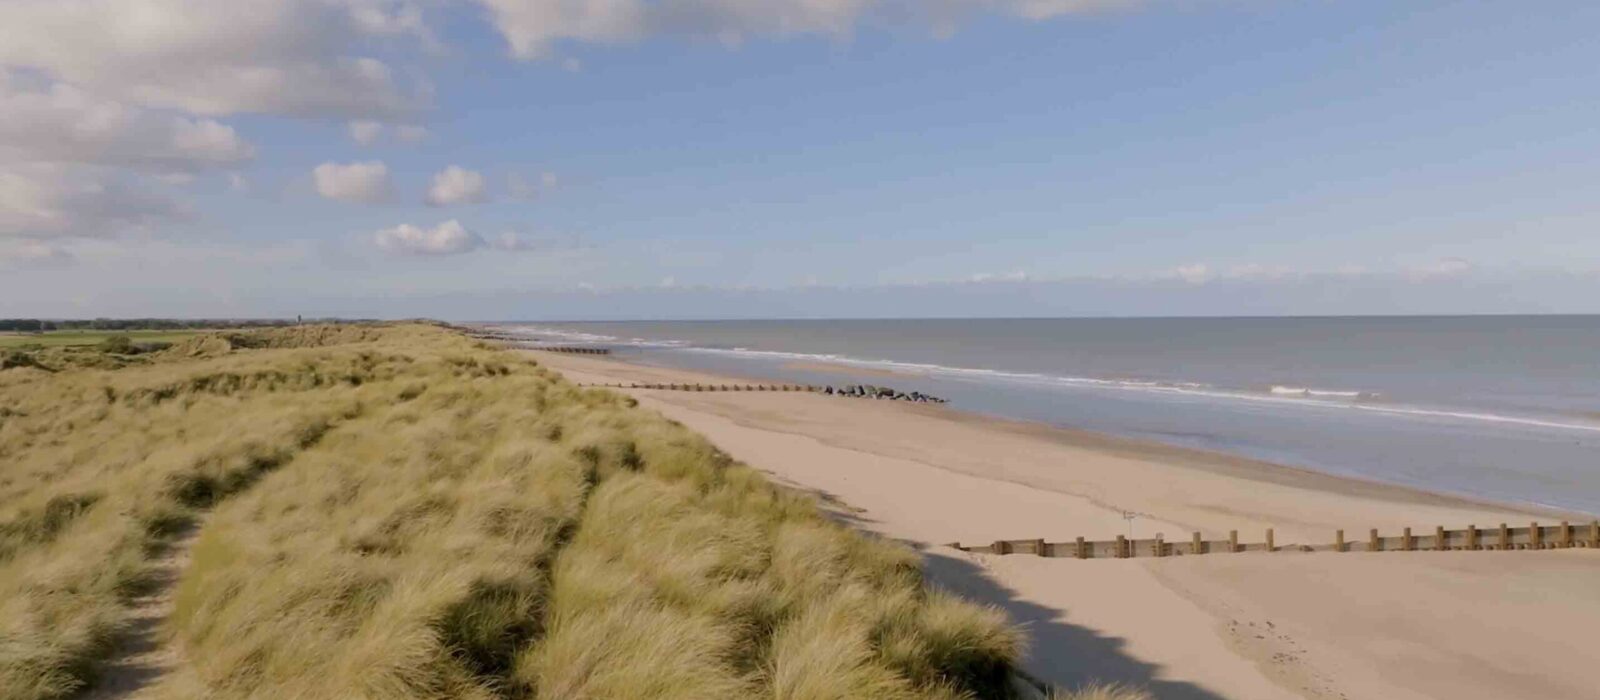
<box><xmin>536</xmin><ymin>351</ymin><xmax>1600</xmax><ymax>700</ymax></box>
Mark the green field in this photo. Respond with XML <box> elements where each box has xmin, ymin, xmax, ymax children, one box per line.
<box><xmin>0</xmin><ymin>330</ymin><xmax>201</xmax><ymax>349</ymax></box>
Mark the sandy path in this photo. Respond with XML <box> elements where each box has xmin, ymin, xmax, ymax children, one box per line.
<box><xmin>538</xmin><ymin>351</ymin><xmax>1600</xmax><ymax>700</ymax></box>
<box><xmin>81</xmin><ymin>526</ymin><xmax>198</xmax><ymax>700</ymax></box>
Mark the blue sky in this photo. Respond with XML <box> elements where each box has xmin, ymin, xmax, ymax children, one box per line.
<box><xmin>3</xmin><ymin>1</ymin><xmax>1598</xmax><ymax>319</ymax></box>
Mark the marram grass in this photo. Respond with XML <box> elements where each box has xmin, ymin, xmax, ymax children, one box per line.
<box><xmin>0</xmin><ymin>323</ymin><xmax>1049</xmax><ymax>700</ymax></box>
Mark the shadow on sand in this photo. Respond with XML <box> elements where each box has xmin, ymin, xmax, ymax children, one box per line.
<box><xmin>918</xmin><ymin>546</ymin><xmax>1230</xmax><ymax>700</ymax></box>
<box><xmin>776</xmin><ymin>477</ymin><xmax>1227</xmax><ymax>699</ymax></box>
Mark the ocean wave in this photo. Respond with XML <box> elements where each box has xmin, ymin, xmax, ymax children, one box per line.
<box><xmin>1269</xmin><ymin>385</ymin><xmax>1372</xmax><ymax>399</ymax></box>
<box><xmin>485</xmin><ymin>325</ymin><xmax>689</xmax><ymax>347</ymax></box>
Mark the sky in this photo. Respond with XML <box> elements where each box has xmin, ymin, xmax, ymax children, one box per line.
<box><xmin>2</xmin><ymin>0</ymin><xmax>1599</xmax><ymax>320</ymax></box>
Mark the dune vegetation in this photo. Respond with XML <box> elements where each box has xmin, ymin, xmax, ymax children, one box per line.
<box><xmin>0</xmin><ymin>323</ymin><xmax>1110</xmax><ymax>700</ymax></box>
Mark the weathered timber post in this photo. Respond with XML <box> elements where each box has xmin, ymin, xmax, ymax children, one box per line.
<box><xmin>1499</xmin><ymin>523</ymin><xmax>1510</xmax><ymax>550</ymax></box>
<box><xmin>1076</xmin><ymin>536</ymin><xmax>1087</xmax><ymax>559</ymax></box>
<box><xmin>1035</xmin><ymin>538</ymin><xmax>1047</xmax><ymax>557</ymax></box>
<box><xmin>1370</xmin><ymin>528</ymin><xmax>1381</xmax><ymax>552</ymax></box>
<box><xmin>1591</xmin><ymin>521</ymin><xmax>1600</xmax><ymax>548</ymax></box>
<box><xmin>1436</xmin><ymin>526</ymin><xmax>1446</xmax><ymax>551</ymax></box>
<box><xmin>1266</xmin><ymin>528</ymin><xmax>1275</xmax><ymax>552</ymax></box>
<box><xmin>1560</xmin><ymin>521</ymin><xmax>1572</xmax><ymax>548</ymax></box>
<box><xmin>1229</xmin><ymin>530</ymin><xmax>1239</xmax><ymax>553</ymax></box>
<box><xmin>1402</xmin><ymin>527</ymin><xmax>1413</xmax><ymax>551</ymax></box>
<box><xmin>993</xmin><ymin>540</ymin><xmax>1009</xmax><ymax>556</ymax></box>
<box><xmin>1193</xmin><ymin>531</ymin><xmax>1204</xmax><ymax>555</ymax></box>
<box><xmin>1335</xmin><ymin>529</ymin><xmax>1345</xmax><ymax>553</ymax></box>
<box><xmin>1467</xmin><ymin>525</ymin><xmax>1478</xmax><ymax>550</ymax></box>
<box><xmin>1116</xmin><ymin>535</ymin><xmax>1128</xmax><ymax>559</ymax></box>
<box><xmin>1530</xmin><ymin>522</ymin><xmax>1541</xmax><ymax>549</ymax></box>
<box><xmin>1154</xmin><ymin>535</ymin><xmax>1165</xmax><ymax>557</ymax></box>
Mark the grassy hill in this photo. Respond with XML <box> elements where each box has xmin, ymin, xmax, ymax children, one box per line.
<box><xmin>0</xmin><ymin>323</ymin><xmax>1079</xmax><ymax>700</ymax></box>
<box><xmin>0</xmin><ymin>330</ymin><xmax>200</xmax><ymax>350</ymax></box>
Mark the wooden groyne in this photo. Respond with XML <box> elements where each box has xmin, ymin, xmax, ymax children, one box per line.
<box><xmin>583</xmin><ymin>382</ymin><xmax>821</xmax><ymax>392</ymax></box>
<box><xmin>531</xmin><ymin>345</ymin><xmax>610</xmax><ymax>355</ymax></box>
<box><xmin>952</xmin><ymin>521</ymin><xmax>1600</xmax><ymax>559</ymax></box>
<box><xmin>579</xmin><ymin>382</ymin><xmax>948</xmax><ymax>403</ymax></box>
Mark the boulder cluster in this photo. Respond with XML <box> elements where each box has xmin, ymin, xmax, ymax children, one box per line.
<box><xmin>824</xmin><ymin>384</ymin><xmax>947</xmax><ymax>403</ymax></box>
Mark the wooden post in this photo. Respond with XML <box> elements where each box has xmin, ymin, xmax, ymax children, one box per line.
<box><xmin>1436</xmin><ymin>526</ymin><xmax>1446</xmax><ymax>551</ymax></box>
<box><xmin>1467</xmin><ymin>525</ymin><xmax>1478</xmax><ymax>550</ymax></box>
<box><xmin>1116</xmin><ymin>535</ymin><xmax>1127</xmax><ymax>559</ymax></box>
<box><xmin>1266</xmin><ymin>528</ymin><xmax>1275</xmax><ymax>552</ymax></box>
<box><xmin>1076</xmin><ymin>536</ymin><xmax>1087</xmax><ymax>559</ymax></box>
<box><xmin>1560</xmin><ymin>521</ymin><xmax>1572</xmax><ymax>548</ymax></box>
<box><xmin>1193</xmin><ymin>531</ymin><xmax>1204</xmax><ymax>555</ymax></box>
<box><xmin>1402</xmin><ymin>527</ymin><xmax>1413</xmax><ymax>551</ymax></box>
<box><xmin>1154</xmin><ymin>535</ymin><xmax>1165</xmax><ymax>557</ymax></box>
<box><xmin>1229</xmin><ymin>530</ymin><xmax>1239</xmax><ymax>553</ymax></box>
<box><xmin>1591</xmin><ymin>521</ymin><xmax>1600</xmax><ymax>549</ymax></box>
<box><xmin>1335</xmin><ymin>529</ymin><xmax>1345</xmax><ymax>553</ymax></box>
<box><xmin>1035</xmin><ymin>538</ymin><xmax>1047</xmax><ymax>557</ymax></box>
<box><xmin>1370</xmin><ymin>528</ymin><xmax>1380</xmax><ymax>552</ymax></box>
<box><xmin>1499</xmin><ymin>523</ymin><xmax>1510</xmax><ymax>550</ymax></box>
<box><xmin>1530</xmin><ymin>522</ymin><xmax>1541</xmax><ymax>549</ymax></box>
<box><xmin>993</xmin><ymin>540</ymin><xmax>1008</xmax><ymax>556</ymax></box>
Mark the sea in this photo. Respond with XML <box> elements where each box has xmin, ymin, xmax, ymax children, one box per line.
<box><xmin>482</xmin><ymin>316</ymin><xmax>1600</xmax><ymax>515</ymax></box>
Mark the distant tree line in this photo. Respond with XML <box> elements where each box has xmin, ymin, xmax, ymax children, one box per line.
<box><xmin>0</xmin><ymin>318</ymin><xmax>362</xmax><ymax>332</ymax></box>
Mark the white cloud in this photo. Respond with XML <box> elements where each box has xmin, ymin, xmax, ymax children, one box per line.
<box><xmin>313</xmin><ymin>161</ymin><xmax>392</xmax><ymax>204</ymax></box>
<box><xmin>967</xmin><ymin>270</ymin><xmax>1029</xmax><ymax>283</ymax></box>
<box><xmin>395</xmin><ymin>125</ymin><xmax>429</xmax><ymax>144</ymax></box>
<box><xmin>348</xmin><ymin>119</ymin><xmax>385</xmax><ymax>146</ymax></box>
<box><xmin>0</xmin><ymin>1</ymin><xmax>428</xmax><ymax>243</ymax></box>
<box><xmin>491</xmin><ymin>232</ymin><xmax>541</xmax><ymax>251</ymax></box>
<box><xmin>0</xmin><ymin>164</ymin><xmax>189</xmax><ymax>240</ymax></box>
<box><xmin>1171</xmin><ymin>263</ymin><xmax>1212</xmax><ymax>284</ymax></box>
<box><xmin>476</xmin><ymin>0</ymin><xmax>1140</xmax><ymax>59</ymax></box>
<box><xmin>507</xmin><ymin>171</ymin><xmax>558</xmax><ymax>200</ymax></box>
<box><xmin>374</xmin><ymin>219</ymin><xmax>484</xmax><ymax>255</ymax></box>
<box><xmin>0</xmin><ymin>71</ymin><xmax>254</xmax><ymax>172</ymax></box>
<box><xmin>349</xmin><ymin>0</ymin><xmax>436</xmax><ymax>46</ymax></box>
<box><xmin>0</xmin><ymin>240</ymin><xmax>75</xmax><ymax>269</ymax></box>
<box><xmin>348</xmin><ymin>120</ymin><xmax>428</xmax><ymax>145</ymax></box>
<box><xmin>1407</xmin><ymin>257</ymin><xmax>1473</xmax><ymax>280</ymax></box>
<box><xmin>426</xmin><ymin>165</ymin><xmax>489</xmax><ymax>206</ymax></box>
<box><xmin>0</xmin><ymin>0</ymin><xmax>429</xmax><ymax>118</ymax></box>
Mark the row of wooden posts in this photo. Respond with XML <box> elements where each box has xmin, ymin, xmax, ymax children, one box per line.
<box><xmin>954</xmin><ymin>521</ymin><xmax>1600</xmax><ymax>559</ymax></box>
<box><xmin>584</xmin><ymin>382</ymin><xmax>821</xmax><ymax>392</ymax></box>
<box><xmin>532</xmin><ymin>346</ymin><xmax>611</xmax><ymax>355</ymax></box>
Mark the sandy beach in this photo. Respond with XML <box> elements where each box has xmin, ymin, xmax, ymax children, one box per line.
<box><xmin>534</xmin><ymin>350</ymin><xmax>1600</xmax><ymax>700</ymax></box>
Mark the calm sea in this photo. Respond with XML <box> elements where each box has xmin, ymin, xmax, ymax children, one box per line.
<box><xmin>486</xmin><ymin>317</ymin><xmax>1600</xmax><ymax>515</ymax></box>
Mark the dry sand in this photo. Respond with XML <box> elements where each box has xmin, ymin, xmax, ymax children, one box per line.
<box><xmin>536</xmin><ymin>351</ymin><xmax>1600</xmax><ymax>700</ymax></box>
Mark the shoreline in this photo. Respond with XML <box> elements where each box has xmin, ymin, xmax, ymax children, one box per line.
<box><xmin>530</xmin><ymin>348</ymin><xmax>1600</xmax><ymax>700</ymax></box>
<box><xmin>559</xmin><ymin>350</ymin><xmax>1585</xmax><ymax>523</ymax></box>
